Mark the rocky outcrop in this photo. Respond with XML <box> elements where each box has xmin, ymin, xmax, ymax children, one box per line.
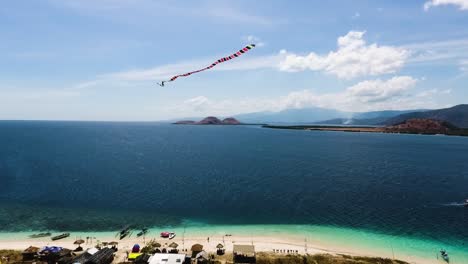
<box><xmin>221</xmin><ymin>117</ymin><xmax>241</xmax><ymax>125</ymax></box>
<box><xmin>173</xmin><ymin>116</ymin><xmax>242</xmax><ymax>125</ymax></box>
<box><xmin>197</xmin><ymin>116</ymin><xmax>223</xmax><ymax>125</ymax></box>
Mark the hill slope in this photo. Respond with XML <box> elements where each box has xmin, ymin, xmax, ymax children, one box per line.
<box><xmin>383</xmin><ymin>104</ymin><xmax>468</xmax><ymax>128</ymax></box>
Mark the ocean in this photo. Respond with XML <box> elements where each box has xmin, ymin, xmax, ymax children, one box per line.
<box><xmin>0</xmin><ymin>121</ymin><xmax>467</xmax><ymax>260</ymax></box>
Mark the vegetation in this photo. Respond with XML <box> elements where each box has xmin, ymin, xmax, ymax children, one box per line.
<box><xmin>0</xmin><ymin>250</ymin><xmax>22</xmax><ymax>263</ymax></box>
<box><xmin>140</xmin><ymin>239</ymin><xmax>162</xmax><ymax>254</ymax></box>
<box><xmin>255</xmin><ymin>253</ymin><xmax>409</xmax><ymax>264</ymax></box>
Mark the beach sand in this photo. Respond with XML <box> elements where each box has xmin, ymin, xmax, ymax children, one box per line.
<box><xmin>0</xmin><ymin>225</ymin><xmax>462</xmax><ymax>264</ymax></box>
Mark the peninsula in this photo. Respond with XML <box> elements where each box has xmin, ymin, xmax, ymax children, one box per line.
<box><xmin>264</xmin><ymin>118</ymin><xmax>468</xmax><ymax>136</ymax></box>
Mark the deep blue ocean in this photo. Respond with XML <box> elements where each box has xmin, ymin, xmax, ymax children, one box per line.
<box><xmin>0</xmin><ymin>121</ymin><xmax>467</xmax><ymax>246</ymax></box>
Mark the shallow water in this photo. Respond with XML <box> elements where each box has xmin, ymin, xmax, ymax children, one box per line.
<box><xmin>0</xmin><ymin>121</ymin><xmax>467</xmax><ymax>259</ymax></box>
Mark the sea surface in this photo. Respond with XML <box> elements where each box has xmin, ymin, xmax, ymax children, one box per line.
<box><xmin>0</xmin><ymin>121</ymin><xmax>467</xmax><ymax>260</ymax></box>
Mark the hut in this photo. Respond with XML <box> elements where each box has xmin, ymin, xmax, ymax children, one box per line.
<box><xmin>190</xmin><ymin>244</ymin><xmax>203</xmax><ymax>258</ymax></box>
<box><xmin>216</xmin><ymin>244</ymin><xmax>225</xmax><ymax>256</ymax></box>
<box><xmin>22</xmin><ymin>246</ymin><xmax>40</xmax><ymax>261</ymax></box>
<box><xmin>168</xmin><ymin>242</ymin><xmax>179</xmax><ymax>254</ymax></box>
<box><xmin>233</xmin><ymin>245</ymin><xmax>255</xmax><ymax>264</ymax></box>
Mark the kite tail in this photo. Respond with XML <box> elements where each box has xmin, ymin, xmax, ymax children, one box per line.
<box><xmin>157</xmin><ymin>44</ymin><xmax>256</xmax><ymax>86</ymax></box>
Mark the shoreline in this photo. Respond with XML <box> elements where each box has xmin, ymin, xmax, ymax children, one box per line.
<box><xmin>262</xmin><ymin>124</ymin><xmax>468</xmax><ymax>137</ymax></box>
<box><xmin>1</xmin><ymin>224</ymin><xmax>467</xmax><ymax>264</ymax></box>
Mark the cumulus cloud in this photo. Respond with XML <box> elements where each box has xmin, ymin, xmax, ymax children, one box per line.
<box><xmin>424</xmin><ymin>0</ymin><xmax>468</xmax><ymax>10</ymax></box>
<box><xmin>346</xmin><ymin>76</ymin><xmax>418</xmax><ymax>103</ymax></box>
<box><xmin>171</xmin><ymin>76</ymin><xmax>437</xmax><ymax>117</ymax></box>
<box><xmin>279</xmin><ymin>31</ymin><xmax>409</xmax><ymax>79</ymax></box>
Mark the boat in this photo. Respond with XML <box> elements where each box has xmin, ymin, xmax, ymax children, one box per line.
<box><xmin>440</xmin><ymin>249</ymin><xmax>449</xmax><ymax>262</ymax></box>
<box><xmin>29</xmin><ymin>232</ymin><xmax>51</xmax><ymax>238</ymax></box>
<box><xmin>120</xmin><ymin>229</ymin><xmax>131</xmax><ymax>240</ymax></box>
<box><xmin>117</xmin><ymin>225</ymin><xmax>131</xmax><ymax>240</ymax></box>
<box><xmin>160</xmin><ymin>232</ymin><xmax>176</xmax><ymax>239</ymax></box>
<box><xmin>464</xmin><ymin>199</ymin><xmax>468</xmax><ymax>207</ymax></box>
<box><xmin>136</xmin><ymin>228</ymin><xmax>149</xmax><ymax>237</ymax></box>
<box><xmin>51</xmin><ymin>233</ymin><xmax>70</xmax><ymax>241</ymax></box>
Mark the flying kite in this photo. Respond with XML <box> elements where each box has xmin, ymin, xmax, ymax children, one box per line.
<box><xmin>157</xmin><ymin>44</ymin><xmax>256</xmax><ymax>87</ymax></box>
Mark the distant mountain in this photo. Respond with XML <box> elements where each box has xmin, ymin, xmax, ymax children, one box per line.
<box><xmin>235</xmin><ymin>107</ymin><xmax>426</xmax><ymax>125</ymax></box>
<box><xmin>382</xmin><ymin>104</ymin><xmax>468</xmax><ymax>128</ymax></box>
<box><xmin>313</xmin><ymin>117</ymin><xmax>387</xmax><ymax>126</ymax></box>
<box><xmin>235</xmin><ymin>107</ymin><xmax>346</xmax><ymax>123</ymax></box>
<box><xmin>352</xmin><ymin>109</ymin><xmax>428</xmax><ymax>119</ymax></box>
<box><xmin>174</xmin><ymin>116</ymin><xmax>242</xmax><ymax>125</ymax></box>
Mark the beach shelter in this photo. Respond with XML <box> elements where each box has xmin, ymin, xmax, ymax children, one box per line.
<box><xmin>74</xmin><ymin>239</ymin><xmax>85</xmax><ymax>245</ymax></box>
<box><xmin>22</xmin><ymin>246</ymin><xmax>40</xmax><ymax>261</ymax></box>
<box><xmin>169</xmin><ymin>242</ymin><xmax>179</xmax><ymax>248</ymax></box>
<box><xmin>191</xmin><ymin>244</ymin><xmax>204</xmax><ymax>258</ymax></box>
<box><xmin>191</xmin><ymin>244</ymin><xmax>203</xmax><ymax>252</ymax></box>
<box><xmin>216</xmin><ymin>244</ymin><xmax>225</xmax><ymax>256</ymax></box>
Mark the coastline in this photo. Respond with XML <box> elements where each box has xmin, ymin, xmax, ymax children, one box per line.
<box><xmin>1</xmin><ymin>224</ymin><xmax>467</xmax><ymax>264</ymax></box>
<box><xmin>262</xmin><ymin>124</ymin><xmax>468</xmax><ymax>137</ymax></box>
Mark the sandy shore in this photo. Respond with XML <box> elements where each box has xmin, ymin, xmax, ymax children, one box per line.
<box><xmin>0</xmin><ymin>231</ymin><xmax>447</xmax><ymax>264</ymax></box>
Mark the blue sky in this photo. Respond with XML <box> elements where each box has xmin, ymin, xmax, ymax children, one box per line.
<box><xmin>1</xmin><ymin>0</ymin><xmax>468</xmax><ymax>120</ymax></box>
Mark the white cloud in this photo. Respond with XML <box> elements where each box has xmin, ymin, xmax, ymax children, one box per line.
<box><xmin>244</xmin><ymin>35</ymin><xmax>265</xmax><ymax>47</ymax></box>
<box><xmin>404</xmin><ymin>38</ymin><xmax>468</xmax><ymax>64</ymax></box>
<box><xmin>424</xmin><ymin>0</ymin><xmax>468</xmax><ymax>10</ymax></box>
<box><xmin>103</xmin><ymin>53</ymin><xmax>284</xmax><ymax>81</ymax></box>
<box><xmin>170</xmin><ymin>76</ymin><xmax>442</xmax><ymax>117</ymax></box>
<box><xmin>352</xmin><ymin>12</ymin><xmax>360</xmax><ymax>19</ymax></box>
<box><xmin>49</xmin><ymin>0</ymin><xmax>276</xmax><ymax>26</ymax></box>
<box><xmin>346</xmin><ymin>76</ymin><xmax>418</xmax><ymax>103</ymax></box>
<box><xmin>460</xmin><ymin>59</ymin><xmax>468</xmax><ymax>72</ymax></box>
<box><xmin>279</xmin><ymin>31</ymin><xmax>409</xmax><ymax>79</ymax></box>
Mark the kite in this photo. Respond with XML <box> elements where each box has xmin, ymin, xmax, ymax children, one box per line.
<box><xmin>157</xmin><ymin>44</ymin><xmax>256</xmax><ymax>87</ymax></box>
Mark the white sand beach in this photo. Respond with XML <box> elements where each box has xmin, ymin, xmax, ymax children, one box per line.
<box><xmin>0</xmin><ymin>228</ymin><xmax>457</xmax><ymax>264</ymax></box>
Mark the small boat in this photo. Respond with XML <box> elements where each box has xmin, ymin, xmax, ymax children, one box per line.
<box><xmin>160</xmin><ymin>232</ymin><xmax>176</xmax><ymax>239</ymax></box>
<box><xmin>29</xmin><ymin>232</ymin><xmax>51</xmax><ymax>238</ymax></box>
<box><xmin>137</xmin><ymin>228</ymin><xmax>149</xmax><ymax>237</ymax></box>
<box><xmin>120</xmin><ymin>229</ymin><xmax>131</xmax><ymax>240</ymax></box>
<box><xmin>464</xmin><ymin>199</ymin><xmax>468</xmax><ymax>207</ymax></box>
<box><xmin>440</xmin><ymin>249</ymin><xmax>449</xmax><ymax>262</ymax></box>
<box><xmin>51</xmin><ymin>233</ymin><xmax>70</xmax><ymax>241</ymax></box>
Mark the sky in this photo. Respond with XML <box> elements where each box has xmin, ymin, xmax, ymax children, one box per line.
<box><xmin>1</xmin><ymin>0</ymin><xmax>468</xmax><ymax>121</ymax></box>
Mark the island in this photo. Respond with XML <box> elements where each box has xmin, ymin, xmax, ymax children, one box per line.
<box><xmin>173</xmin><ymin>116</ymin><xmax>242</xmax><ymax>125</ymax></box>
<box><xmin>263</xmin><ymin>118</ymin><xmax>468</xmax><ymax>136</ymax></box>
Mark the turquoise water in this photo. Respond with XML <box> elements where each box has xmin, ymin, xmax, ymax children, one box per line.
<box><xmin>0</xmin><ymin>121</ymin><xmax>467</xmax><ymax>261</ymax></box>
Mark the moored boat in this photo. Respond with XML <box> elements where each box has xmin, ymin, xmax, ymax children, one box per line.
<box><xmin>440</xmin><ymin>249</ymin><xmax>449</xmax><ymax>262</ymax></box>
<box><xmin>137</xmin><ymin>228</ymin><xmax>148</xmax><ymax>237</ymax></box>
<box><xmin>160</xmin><ymin>231</ymin><xmax>175</xmax><ymax>239</ymax></box>
<box><xmin>29</xmin><ymin>232</ymin><xmax>51</xmax><ymax>238</ymax></box>
<box><xmin>51</xmin><ymin>233</ymin><xmax>70</xmax><ymax>241</ymax></box>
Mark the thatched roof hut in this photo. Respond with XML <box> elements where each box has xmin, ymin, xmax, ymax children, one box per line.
<box><xmin>190</xmin><ymin>244</ymin><xmax>203</xmax><ymax>252</ymax></box>
<box><xmin>22</xmin><ymin>246</ymin><xmax>40</xmax><ymax>261</ymax></box>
